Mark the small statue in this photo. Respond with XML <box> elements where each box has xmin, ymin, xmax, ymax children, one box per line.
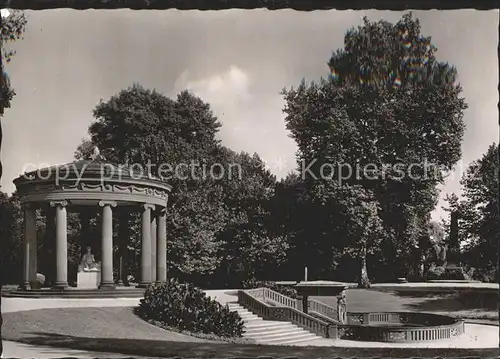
<box><xmin>80</xmin><ymin>246</ymin><xmax>99</xmax><ymax>272</ymax></box>
<box><xmin>337</xmin><ymin>289</ymin><xmax>347</xmax><ymax>324</ymax></box>
<box><xmin>90</xmin><ymin>146</ymin><xmax>106</xmax><ymax>161</ymax></box>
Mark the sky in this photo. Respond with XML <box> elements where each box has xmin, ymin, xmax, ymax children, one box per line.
<box><xmin>1</xmin><ymin>9</ymin><xmax>498</xmax><ymax>222</ymax></box>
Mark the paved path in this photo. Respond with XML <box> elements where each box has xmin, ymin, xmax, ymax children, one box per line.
<box><xmin>371</xmin><ymin>282</ymin><xmax>499</xmax><ymax>290</ymax></box>
<box><xmin>2</xmin><ymin>297</ymin><xmax>141</xmax><ymax>314</ymax></box>
<box><xmin>278</xmin><ymin>281</ymin><xmax>499</xmax><ymax>290</ymax></box>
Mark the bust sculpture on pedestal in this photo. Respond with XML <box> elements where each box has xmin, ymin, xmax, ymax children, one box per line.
<box><xmin>77</xmin><ymin>246</ymin><xmax>101</xmax><ymax>289</ymax></box>
<box><xmin>79</xmin><ymin>246</ymin><xmax>100</xmax><ymax>272</ymax></box>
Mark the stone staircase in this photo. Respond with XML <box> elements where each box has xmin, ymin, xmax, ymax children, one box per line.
<box><xmin>227</xmin><ymin>302</ymin><xmax>332</xmax><ymax>346</ymax></box>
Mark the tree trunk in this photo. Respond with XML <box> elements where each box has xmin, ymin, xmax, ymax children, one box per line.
<box><xmin>358</xmin><ymin>242</ymin><xmax>370</xmax><ymax>288</ymax></box>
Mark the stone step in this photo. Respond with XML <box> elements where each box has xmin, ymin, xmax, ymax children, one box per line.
<box><xmin>236</xmin><ymin>309</ymin><xmax>256</xmax><ymax>316</ymax></box>
<box><xmin>244</xmin><ymin>327</ymin><xmax>306</xmax><ymax>339</ymax></box>
<box><xmin>241</xmin><ymin>317</ymin><xmax>261</xmax><ymax>322</ymax></box>
<box><xmin>244</xmin><ymin>320</ymin><xmax>290</xmax><ymax>329</ymax></box>
<box><xmin>228</xmin><ymin>306</ymin><xmax>245</xmax><ymax>311</ymax></box>
<box><xmin>238</xmin><ymin>311</ymin><xmax>260</xmax><ymax>317</ymax></box>
<box><xmin>257</xmin><ymin>332</ymin><xmax>318</xmax><ymax>344</ymax></box>
<box><xmin>244</xmin><ymin>323</ymin><xmax>298</xmax><ymax>333</ymax></box>
<box><xmin>231</xmin><ymin>302</ymin><xmax>326</xmax><ymax>346</ymax></box>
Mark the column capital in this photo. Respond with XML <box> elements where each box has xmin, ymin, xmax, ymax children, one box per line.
<box><xmin>156</xmin><ymin>206</ymin><xmax>167</xmax><ymax>216</ymax></box>
<box><xmin>99</xmin><ymin>200</ymin><xmax>117</xmax><ymax>208</ymax></box>
<box><xmin>50</xmin><ymin>200</ymin><xmax>68</xmax><ymax>208</ymax></box>
<box><xmin>142</xmin><ymin>203</ymin><xmax>155</xmax><ymax>211</ymax></box>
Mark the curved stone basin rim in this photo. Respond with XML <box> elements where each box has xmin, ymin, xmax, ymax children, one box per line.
<box><xmin>341</xmin><ymin>311</ymin><xmax>466</xmax><ymax>342</ymax></box>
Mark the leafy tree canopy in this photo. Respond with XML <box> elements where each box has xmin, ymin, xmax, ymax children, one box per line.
<box><xmin>281</xmin><ymin>12</ymin><xmax>467</xmax><ymax>284</ymax></box>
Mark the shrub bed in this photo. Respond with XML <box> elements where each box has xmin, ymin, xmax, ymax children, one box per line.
<box><xmin>144</xmin><ymin>318</ymin><xmax>256</xmax><ymax>344</ymax></box>
<box><xmin>136</xmin><ymin>279</ymin><xmax>244</xmax><ymax>338</ymax></box>
<box><xmin>427</xmin><ymin>265</ymin><xmax>469</xmax><ymax>280</ymax></box>
<box><xmin>242</xmin><ymin>279</ymin><xmax>298</xmax><ymax>299</ymax></box>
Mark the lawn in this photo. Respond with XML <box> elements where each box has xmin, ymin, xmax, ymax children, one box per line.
<box><xmin>3</xmin><ymin>286</ymin><xmax>499</xmax><ymax>359</ymax></box>
<box><xmin>313</xmin><ymin>288</ymin><xmax>498</xmax><ymax>322</ymax></box>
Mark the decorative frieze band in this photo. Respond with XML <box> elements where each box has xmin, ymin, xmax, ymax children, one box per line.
<box><xmin>30</xmin><ymin>182</ymin><xmax>169</xmax><ymax>200</ymax></box>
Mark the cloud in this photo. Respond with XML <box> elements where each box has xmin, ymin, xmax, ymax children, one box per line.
<box><xmin>175</xmin><ymin>65</ymin><xmax>252</xmax><ymax>106</ymax></box>
<box><xmin>172</xmin><ymin>65</ymin><xmax>296</xmax><ymax>178</ymax></box>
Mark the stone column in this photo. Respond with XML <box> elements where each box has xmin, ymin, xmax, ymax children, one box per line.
<box><xmin>150</xmin><ymin>215</ymin><xmax>157</xmax><ymax>282</ymax></box>
<box><xmin>28</xmin><ymin>206</ymin><xmax>38</xmax><ymax>286</ymax></box>
<box><xmin>156</xmin><ymin>208</ymin><xmax>167</xmax><ymax>283</ymax></box>
<box><xmin>23</xmin><ymin>204</ymin><xmax>37</xmax><ymax>290</ymax></box>
<box><xmin>139</xmin><ymin>204</ymin><xmax>154</xmax><ymax>287</ymax></box>
<box><xmin>99</xmin><ymin>201</ymin><xmax>117</xmax><ymax>289</ymax></box>
<box><xmin>50</xmin><ymin>200</ymin><xmax>68</xmax><ymax>289</ymax></box>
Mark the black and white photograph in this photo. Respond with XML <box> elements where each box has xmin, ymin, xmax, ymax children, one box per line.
<box><xmin>0</xmin><ymin>4</ymin><xmax>498</xmax><ymax>358</ymax></box>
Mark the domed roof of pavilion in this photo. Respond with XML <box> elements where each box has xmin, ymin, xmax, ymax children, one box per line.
<box><xmin>13</xmin><ymin>159</ymin><xmax>170</xmax><ymax>188</ymax></box>
<box><xmin>13</xmin><ymin>158</ymin><xmax>171</xmax><ymax>207</ymax></box>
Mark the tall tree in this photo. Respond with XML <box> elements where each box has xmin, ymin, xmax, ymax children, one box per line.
<box><xmin>0</xmin><ymin>191</ymin><xmax>23</xmax><ymax>284</ymax></box>
<box><xmin>213</xmin><ymin>150</ymin><xmax>283</xmax><ymax>286</ymax></box>
<box><xmin>455</xmin><ymin>144</ymin><xmax>499</xmax><ymax>281</ymax></box>
<box><xmin>282</xmin><ymin>13</ymin><xmax>467</xmax><ymax>286</ymax></box>
<box><xmin>83</xmin><ymin>85</ymin><xmax>224</xmax><ymax>278</ymax></box>
<box><xmin>0</xmin><ymin>9</ymin><xmax>27</xmax><ymax>181</ymax></box>
<box><xmin>0</xmin><ymin>10</ymin><xmax>26</xmax><ymax>356</ymax></box>
<box><xmin>81</xmin><ymin>85</ymin><xmax>283</xmax><ymax>285</ymax></box>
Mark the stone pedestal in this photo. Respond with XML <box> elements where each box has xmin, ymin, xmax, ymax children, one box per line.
<box><xmin>77</xmin><ymin>271</ymin><xmax>101</xmax><ymax>289</ymax></box>
<box><xmin>295</xmin><ymin>280</ymin><xmax>349</xmax><ymax>321</ymax></box>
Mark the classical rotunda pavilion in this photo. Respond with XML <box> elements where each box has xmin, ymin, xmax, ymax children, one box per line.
<box><xmin>10</xmin><ymin>157</ymin><xmax>172</xmax><ymax>296</ymax></box>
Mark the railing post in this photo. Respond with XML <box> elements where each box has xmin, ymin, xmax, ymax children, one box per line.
<box><xmin>302</xmin><ymin>295</ymin><xmax>309</xmax><ymax>314</ymax></box>
<box><xmin>295</xmin><ymin>297</ymin><xmax>302</xmax><ymax>310</ymax></box>
<box><xmin>327</xmin><ymin>324</ymin><xmax>338</xmax><ymax>339</ymax></box>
